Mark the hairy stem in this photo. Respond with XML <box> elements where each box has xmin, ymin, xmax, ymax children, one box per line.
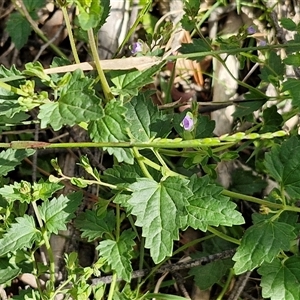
<box><xmin>61</xmin><ymin>6</ymin><xmax>80</xmax><ymax>63</ymax></box>
<box><xmin>87</xmin><ymin>29</ymin><xmax>113</xmax><ymax>101</ymax></box>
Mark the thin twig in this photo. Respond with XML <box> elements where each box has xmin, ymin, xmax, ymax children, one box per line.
<box><xmin>91</xmin><ymin>248</ymin><xmax>236</xmax><ymax>285</ymax></box>
<box><xmin>172</xmin><ymin>272</ymin><xmax>191</xmax><ymax>299</ymax></box>
<box><xmin>228</xmin><ymin>271</ymin><xmax>251</xmax><ymax>300</ymax></box>
<box><xmin>34</xmin><ymin>22</ymin><xmax>66</xmax><ymax>62</ymax></box>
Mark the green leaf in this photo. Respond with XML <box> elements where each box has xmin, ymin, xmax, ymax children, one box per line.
<box><xmin>89</xmin><ymin>99</ymin><xmax>133</xmax><ymax>164</ymax></box>
<box><xmin>184</xmin><ymin>0</ymin><xmax>200</xmax><ymax>15</ymax></box>
<box><xmin>286</xmin><ymin>33</ymin><xmax>300</xmax><ymax>53</ymax></box>
<box><xmin>97</xmin><ymin>229</ymin><xmax>136</xmax><ymax>282</ymax></box>
<box><xmin>0</xmin><ymin>215</ymin><xmax>40</xmax><ymax>257</ymax></box>
<box><xmin>231</xmin><ymin>169</ymin><xmax>267</xmax><ymax>195</ymax></box>
<box><xmin>6</xmin><ymin>13</ymin><xmax>31</xmax><ymax>50</ymax></box>
<box><xmin>264</xmin><ymin>137</ymin><xmax>300</xmax><ymax>198</ymax></box>
<box><xmin>233</xmin><ymin>219</ymin><xmax>296</xmax><ymax>274</ymax></box>
<box><xmin>283</xmin><ymin>53</ymin><xmax>300</xmax><ymax>67</ymax></box>
<box><xmin>75</xmin><ymin>210</ymin><xmax>115</xmax><ymax>242</ymax></box>
<box><xmin>125</xmin><ymin>94</ymin><xmax>170</xmax><ymax>141</ymax></box>
<box><xmin>280</xmin><ymin>18</ymin><xmax>297</xmax><ymax>31</ymax></box>
<box><xmin>23</xmin><ymin>62</ymin><xmax>51</xmax><ymax>83</ymax></box>
<box><xmin>179</xmin><ymin>39</ymin><xmax>212</xmax><ymax>60</ymax></box>
<box><xmin>189</xmin><ymin>237</ymin><xmax>235</xmax><ymax>290</ymax></box>
<box><xmin>0</xmin><ymin>181</ymin><xmax>32</xmax><ymax>203</ymax></box>
<box><xmin>38</xmin><ymin>192</ymin><xmax>82</xmax><ymax>234</ymax></box>
<box><xmin>32</xmin><ymin>179</ymin><xmax>64</xmax><ymax>201</ymax></box>
<box><xmin>38</xmin><ymin>70</ymin><xmax>104</xmax><ymax>130</ymax></box>
<box><xmin>232</xmin><ymin>99</ymin><xmax>266</xmax><ymax>118</ymax></box>
<box><xmin>258</xmin><ymin>257</ymin><xmax>300</xmax><ymax>300</ymax></box>
<box><xmin>0</xmin><ymin>64</ymin><xmax>23</xmax><ymax>79</ymax></box>
<box><xmin>261</xmin><ymin>106</ymin><xmax>283</xmax><ymax>133</ymax></box>
<box><xmin>191</xmin><ymin>258</ymin><xmax>233</xmax><ymax>290</ymax></box>
<box><xmin>103</xmin><ymin>163</ymin><xmax>144</xmax><ymax>187</ymax></box>
<box><xmin>186</xmin><ymin>176</ymin><xmax>244</xmax><ymax>231</ymax></box>
<box><xmin>75</xmin><ymin>0</ymin><xmax>110</xmax><ymax>30</ymax></box>
<box><xmin>24</xmin><ymin>0</ymin><xmax>46</xmax><ymax>12</ymax></box>
<box><xmin>0</xmin><ymin>259</ymin><xmax>21</xmax><ymax>284</ymax></box>
<box><xmin>110</xmin><ymin>64</ymin><xmax>162</xmax><ymax>96</ymax></box>
<box><xmin>127</xmin><ymin>177</ymin><xmax>192</xmax><ymax>263</ymax></box>
<box><xmin>0</xmin><ymin>149</ymin><xmax>35</xmax><ymax>176</ymax></box>
<box><xmin>282</xmin><ymin>78</ymin><xmax>300</xmax><ymax>108</ymax></box>
<box><xmin>259</xmin><ymin>51</ymin><xmax>284</xmax><ymax>84</ymax></box>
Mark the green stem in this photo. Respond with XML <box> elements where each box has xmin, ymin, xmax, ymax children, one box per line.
<box><xmin>61</xmin><ymin>6</ymin><xmax>80</xmax><ymax>64</ymax></box>
<box><xmin>222</xmin><ymin>190</ymin><xmax>282</xmax><ymax>208</ymax></box>
<box><xmin>222</xmin><ymin>189</ymin><xmax>300</xmax><ymax>213</ymax></box>
<box><xmin>107</xmin><ymin>205</ymin><xmax>121</xmax><ymax>298</ymax></box>
<box><xmin>61</xmin><ymin>173</ymin><xmax>120</xmax><ymax>190</ymax></box>
<box><xmin>207</xmin><ymin>226</ymin><xmax>240</xmax><ymax>245</ymax></box>
<box><xmin>152</xmin><ymin>149</ymin><xmax>169</xmax><ymax>170</ymax></box>
<box><xmin>216</xmin><ymin>268</ymin><xmax>235</xmax><ymax>300</ymax></box>
<box><xmin>43</xmin><ymin>230</ymin><xmax>56</xmax><ymax>287</ymax></box>
<box><xmin>107</xmin><ymin>273</ymin><xmax>118</xmax><ymax>300</ymax></box>
<box><xmin>6</xmin><ymin>130</ymin><xmax>287</xmax><ymax>150</ymax></box>
<box><xmin>31</xmin><ymin>202</ymin><xmax>56</xmax><ymax>286</ymax></box>
<box><xmin>167</xmin><ymin>43</ymin><xmax>297</xmax><ymax>61</ymax></box>
<box><xmin>133</xmin><ymin>147</ymin><xmax>153</xmax><ymax>179</ymax></box>
<box><xmin>0</xmin><ymin>81</ymin><xmax>29</xmax><ymax>97</ymax></box>
<box><xmin>30</xmin><ymin>250</ymin><xmax>44</xmax><ymax>297</ymax></box>
<box><xmin>114</xmin><ymin>0</ymin><xmax>152</xmax><ymax>57</ymax></box>
<box><xmin>87</xmin><ymin>29</ymin><xmax>113</xmax><ymax>101</ymax></box>
<box><xmin>116</xmin><ymin>204</ymin><xmax>120</xmax><ymax>240</ymax></box>
<box><xmin>191</xmin><ymin>1</ymin><xmax>220</xmax><ymax>37</ymax></box>
<box><xmin>138</xmin><ymin>237</ymin><xmax>145</xmax><ymax>284</ymax></box>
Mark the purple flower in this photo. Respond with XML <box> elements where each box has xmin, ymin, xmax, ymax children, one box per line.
<box><xmin>181</xmin><ymin>113</ymin><xmax>194</xmax><ymax>131</ymax></box>
<box><xmin>131</xmin><ymin>42</ymin><xmax>143</xmax><ymax>54</ymax></box>
<box><xmin>259</xmin><ymin>40</ymin><xmax>267</xmax><ymax>46</ymax></box>
<box><xmin>247</xmin><ymin>25</ymin><xmax>256</xmax><ymax>35</ymax></box>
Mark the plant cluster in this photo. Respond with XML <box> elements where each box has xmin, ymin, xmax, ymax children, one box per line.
<box><xmin>1</xmin><ymin>0</ymin><xmax>300</xmax><ymax>299</ymax></box>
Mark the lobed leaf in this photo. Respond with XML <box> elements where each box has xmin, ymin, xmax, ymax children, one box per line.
<box><xmin>0</xmin><ymin>257</ymin><xmax>23</xmax><ymax>284</ymax></box>
<box><xmin>6</xmin><ymin>13</ymin><xmax>32</xmax><ymax>50</ymax></box>
<box><xmin>0</xmin><ymin>149</ymin><xmax>35</xmax><ymax>176</ymax></box>
<box><xmin>264</xmin><ymin>137</ymin><xmax>300</xmax><ymax>199</ymax></box>
<box><xmin>231</xmin><ymin>169</ymin><xmax>267</xmax><ymax>195</ymax></box>
<box><xmin>186</xmin><ymin>176</ymin><xmax>244</xmax><ymax>231</ymax></box>
<box><xmin>97</xmin><ymin>229</ymin><xmax>136</xmax><ymax>282</ymax></box>
<box><xmin>128</xmin><ymin>177</ymin><xmax>192</xmax><ymax>263</ymax></box>
<box><xmin>282</xmin><ymin>79</ymin><xmax>300</xmax><ymax>109</ymax></box>
<box><xmin>0</xmin><ymin>215</ymin><xmax>41</xmax><ymax>257</ymax></box>
<box><xmin>75</xmin><ymin>0</ymin><xmax>110</xmax><ymax>30</ymax></box>
<box><xmin>190</xmin><ymin>258</ymin><xmax>233</xmax><ymax>290</ymax></box>
<box><xmin>258</xmin><ymin>257</ymin><xmax>300</xmax><ymax>300</ymax></box>
<box><xmin>75</xmin><ymin>210</ymin><xmax>115</xmax><ymax>242</ymax></box>
<box><xmin>38</xmin><ymin>70</ymin><xmax>104</xmax><ymax>130</ymax></box>
<box><xmin>38</xmin><ymin>192</ymin><xmax>82</xmax><ymax>234</ymax></box>
<box><xmin>103</xmin><ymin>163</ymin><xmax>144</xmax><ymax>187</ymax></box>
<box><xmin>233</xmin><ymin>219</ymin><xmax>296</xmax><ymax>274</ymax></box>
<box><xmin>125</xmin><ymin>94</ymin><xmax>170</xmax><ymax>141</ymax></box>
<box><xmin>89</xmin><ymin>99</ymin><xmax>133</xmax><ymax>163</ymax></box>
<box><xmin>110</xmin><ymin>64</ymin><xmax>162</xmax><ymax>96</ymax></box>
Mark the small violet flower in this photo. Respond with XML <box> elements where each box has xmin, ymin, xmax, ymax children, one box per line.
<box><xmin>181</xmin><ymin>112</ymin><xmax>194</xmax><ymax>131</ymax></box>
<box><xmin>131</xmin><ymin>42</ymin><xmax>143</xmax><ymax>54</ymax></box>
<box><xmin>259</xmin><ymin>40</ymin><xmax>267</xmax><ymax>46</ymax></box>
<box><xmin>247</xmin><ymin>25</ymin><xmax>256</xmax><ymax>35</ymax></box>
